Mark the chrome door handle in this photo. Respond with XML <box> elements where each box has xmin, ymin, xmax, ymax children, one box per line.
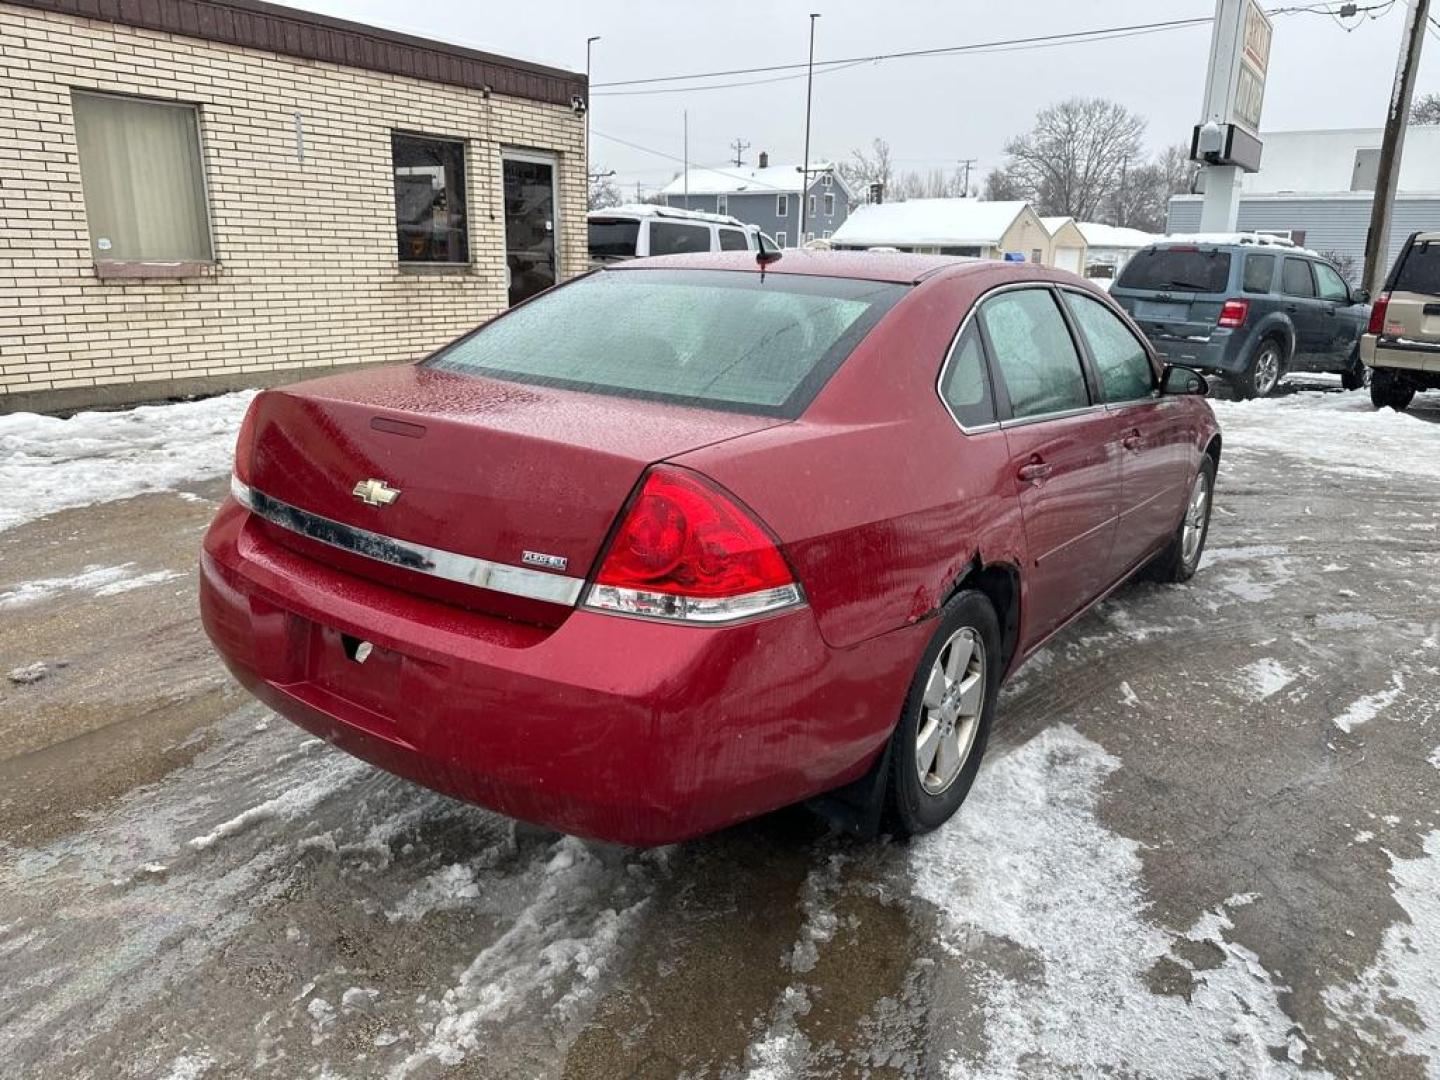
<box><xmin>1122</xmin><ymin>430</ymin><xmax>1143</xmax><ymax>451</ymax></box>
<box><xmin>1017</xmin><ymin>461</ymin><xmax>1052</xmax><ymax>483</ymax></box>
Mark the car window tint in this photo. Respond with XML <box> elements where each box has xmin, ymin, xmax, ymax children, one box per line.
<box><xmin>649</xmin><ymin>221</ymin><xmax>711</xmax><ymax>256</ymax></box>
<box><xmin>939</xmin><ymin>323</ymin><xmax>995</xmax><ymax>428</ymax></box>
<box><xmin>1313</xmin><ymin>262</ymin><xmax>1349</xmax><ymax>301</ymax></box>
<box><xmin>1062</xmin><ymin>291</ymin><xmax>1154</xmax><ymax>402</ymax></box>
<box><xmin>979</xmin><ymin>289</ymin><xmax>1090</xmax><ymax>419</ymax></box>
<box><xmin>1392</xmin><ymin>239</ymin><xmax>1440</xmax><ymax>294</ymax></box>
<box><xmin>718</xmin><ymin>228</ymin><xmax>749</xmax><ymax>251</ymax></box>
<box><xmin>427</xmin><ymin>269</ymin><xmax>906</xmax><ymax>417</ymax></box>
<box><xmin>587</xmin><ymin>219</ymin><xmax>640</xmax><ymax>259</ymax></box>
<box><xmin>1281</xmin><ymin>257</ymin><xmax>1316</xmax><ymax>297</ymax></box>
<box><xmin>1242</xmin><ymin>253</ymin><xmax>1275</xmax><ymax>294</ymax></box>
<box><xmin>1116</xmin><ymin>248</ymin><xmax>1231</xmax><ymax>293</ymax></box>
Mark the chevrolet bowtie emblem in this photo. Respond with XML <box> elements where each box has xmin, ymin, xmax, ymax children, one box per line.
<box><xmin>352</xmin><ymin>478</ymin><xmax>400</xmax><ymax>507</ymax></box>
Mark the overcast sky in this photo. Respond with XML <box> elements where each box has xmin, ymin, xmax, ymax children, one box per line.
<box><xmin>287</xmin><ymin>0</ymin><xmax>1438</xmax><ymax>196</ymax></box>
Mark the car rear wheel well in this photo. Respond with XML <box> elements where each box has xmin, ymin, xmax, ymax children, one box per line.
<box><xmin>1204</xmin><ymin>434</ymin><xmax>1221</xmax><ymax>468</ymax></box>
<box><xmin>948</xmin><ymin>562</ymin><xmax>1020</xmax><ymax>674</ymax></box>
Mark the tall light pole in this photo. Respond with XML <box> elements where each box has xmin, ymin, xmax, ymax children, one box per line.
<box><xmin>799</xmin><ymin>12</ymin><xmax>819</xmax><ymax>245</ymax></box>
<box><xmin>585</xmin><ymin>36</ymin><xmax>600</xmax><ymax>184</ymax></box>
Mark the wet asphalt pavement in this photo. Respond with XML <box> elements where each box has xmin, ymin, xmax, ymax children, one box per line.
<box><xmin>1</xmin><ymin>383</ymin><xmax>1438</xmax><ymax>1079</ymax></box>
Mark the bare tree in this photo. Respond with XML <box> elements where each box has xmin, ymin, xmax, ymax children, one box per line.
<box><xmin>1411</xmin><ymin>92</ymin><xmax>1440</xmax><ymax>125</ymax></box>
<box><xmin>982</xmin><ymin>164</ymin><xmax>1027</xmax><ymax>201</ymax></box>
<box><xmin>995</xmin><ymin>97</ymin><xmax>1147</xmax><ymax>219</ymax></box>
<box><xmin>587</xmin><ymin>168</ymin><xmax>622</xmax><ymax>211</ymax></box>
<box><xmin>1317</xmin><ymin>249</ymin><xmax>1360</xmax><ymax>284</ymax></box>
<box><xmin>1157</xmin><ymin>142</ymin><xmax>1201</xmax><ymax>197</ymax></box>
<box><xmin>837</xmin><ymin>138</ymin><xmax>894</xmax><ymax>200</ymax></box>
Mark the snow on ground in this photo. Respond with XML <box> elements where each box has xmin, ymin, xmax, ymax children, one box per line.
<box><xmin>0</xmin><ymin>563</ymin><xmax>182</xmax><ymax>609</ymax></box>
<box><xmin>911</xmin><ymin>726</ymin><xmax>1316</xmax><ymax>1078</ymax></box>
<box><xmin>1323</xmin><ymin>832</ymin><xmax>1440</xmax><ymax>1067</ymax></box>
<box><xmin>1331</xmin><ymin>674</ymin><xmax>1406</xmax><ymax>734</ymax></box>
<box><xmin>1208</xmin><ymin>389</ymin><xmax>1440</xmax><ymax>481</ymax></box>
<box><xmin>0</xmin><ymin>390</ymin><xmax>255</xmax><ymax>532</ymax></box>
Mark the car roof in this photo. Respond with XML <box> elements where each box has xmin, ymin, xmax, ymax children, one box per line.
<box><xmin>605</xmin><ymin>249</ymin><xmax>1070</xmax><ymax>286</ymax></box>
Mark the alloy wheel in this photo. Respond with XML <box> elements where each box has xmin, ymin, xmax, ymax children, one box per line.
<box><xmin>1253</xmin><ymin>344</ymin><xmax>1281</xmax><ymax>396</ymax></box>
<box><xmin>916</xmin><ymin>628</ymin><xmax>986</xmax><ymax>795</ymax></box>
<box><xmin>1182</xmin><ymin>468</ymin><xmax>1212</xmax><ymax>567</ymax></box>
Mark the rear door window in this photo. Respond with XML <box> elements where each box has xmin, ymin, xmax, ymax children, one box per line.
<box><xmin>1061</xmin><ymin>291</ymin><xmax>1155</xmax><ymax>403</ymax></box>
<box><xmin>1391</xmin><ymin>240</ymin><xmax>1440</xmax><ymax>295</ymax></box>
<box><xmin>1281</xmin><ymin>258</ymin><xmax>1316</xmax><ymax>297</ymax></box>
<box><xmin>587</xmin><ymin>218</ymin><xmax>639</xmax><ymax>260</ymax></box>
<box><xmin>1242</xmin><ymin>253</ymin><xmax>1275</xmax><ymax>293</ymax></box>
<box><xmin>939</xmin><ymin>323</ymin><xmax>996</xmax><ymax>428</ymax></box>
<box><xmin>426</xmin><ymin>269</ymin><xmax>906</xmax><ymax>417</ymax></box>
<box><xmin>980</xmin><ymin>289</ymin><xmax>1091</xmax><ymax>419</ymax></box>
<box><xmin>649</xmin><ymin>221</ymin><xmax>712</xmax><ymax>256</ymax></box>
<box><xmin>718</xmin><ymin>228</ymin><xmax>750</xmax><ymax>251</ymax></box>
<box><xmin>1313</xmin><ymin>262</ymin><xmax>1349</xmax><ymax>302</ymax></box>
<box><xmin>1116</xmin><ymin>248</ymin><xmax>1231</xmax><ymax>293</ymax></box>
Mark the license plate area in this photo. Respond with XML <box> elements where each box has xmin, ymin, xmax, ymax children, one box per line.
<box><xmin>308</xmin><ymin>624</ymin><xmax>402</xmax><ymax>718</ymax></box>
<box><xmin>1136</xmin><ymin>300</ymin><xmax>1189</xmax><ymax>320</ymax></box>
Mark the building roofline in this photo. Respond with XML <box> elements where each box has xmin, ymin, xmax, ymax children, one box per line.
<box><xmin>6</xmin><ymin>0</ymin><xmax>586</xmax><ymax>106</ymax></box>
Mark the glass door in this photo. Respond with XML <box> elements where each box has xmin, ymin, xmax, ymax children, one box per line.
<box><xmin>502</xmin><ymin>153</ymin><xmax>557</xmax><ymax>306</ymax></box>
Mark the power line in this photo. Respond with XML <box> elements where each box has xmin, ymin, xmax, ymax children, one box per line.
<box><xmin>589</xmin><ymin>17</ymin><xmax>1213</xmax><ymax>92</ymax></box>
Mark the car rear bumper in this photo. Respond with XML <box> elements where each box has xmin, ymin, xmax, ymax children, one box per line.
<box><xmin>1146</xmin><ymin>330</ymin><xmax>1247</xmax><ymax>374</ymax></box>
<box><xmin>199</xmin><ymin>499</ymin><xmax>920</xmax><ymax>846</ymax></box>
<box><xmin>1362</xmin><ymin>335</ymin><xmax>1440</xmax><ymax>375</ymax></box>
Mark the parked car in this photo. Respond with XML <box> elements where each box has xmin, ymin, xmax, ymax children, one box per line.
<box><xmin>587</xmin><ymin>204</ymin><xmax>766</xmax><ymax>266</ymax></box>
<box><xmin>200</xmin><ymin>253</ymin><xmax>1220</xmax><ymax>846</ymax></box>
<box><xmin>1362</xmin><ymin>229</ymin><xmax>1440</xmax><ymax>412</ymax></box>
<box><xmin>1111</xmin><ymin>235</ymin><xmax>1371</xmax><ymax>399</ymax></box>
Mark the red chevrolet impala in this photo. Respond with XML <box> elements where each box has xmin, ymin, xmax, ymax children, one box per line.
<box><xmin>200</xmin><ymin>251</ymin><xmax>1219</xmax><ymax>845</ymax></box>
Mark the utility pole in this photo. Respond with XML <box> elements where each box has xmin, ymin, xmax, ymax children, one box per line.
<box><xmin>958</xmin><ymin>158</ymin><xmax>976</xmax><ymax>196</ymax></box>
<box><xmin>729</xmin><ymin>137</ymin><xmax>750</xmax><ymax>167</ymax></box>
<box><xmin>585</xmin><ymin>36</ymin><xmax>599</xmax><ymax>177</ymax></box>
<box><xmin>1362</xmin><ymin>0</ymin><xmax>1430</xmax><ymax>294</ymax></box>
<box><xmin>800</xmin><ymin>13</ymin><xmax>819</xmax><ymax>243</ymax></box>
<box><xmin>683</xmin><ymin>109</ymin><xmax>689</xmax><ymax>206</ymax></box>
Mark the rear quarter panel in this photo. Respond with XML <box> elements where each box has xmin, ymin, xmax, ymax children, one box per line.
<box><xmin>673</xmin><ymin>270</ymin><xmax>1027</xmax><ymax>651</ymax></box>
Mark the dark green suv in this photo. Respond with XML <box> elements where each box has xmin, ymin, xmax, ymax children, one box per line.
<box><xmin>1111</xmin><ymin>236</ymin><xmax>1371</xmax><ymax>399</ymax></box>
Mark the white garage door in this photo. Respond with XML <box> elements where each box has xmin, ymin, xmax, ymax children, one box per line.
<box><xmin>1054</xmin><ymin>246</ymin><xmax>1083</xmax><ymax>273</ymax></box>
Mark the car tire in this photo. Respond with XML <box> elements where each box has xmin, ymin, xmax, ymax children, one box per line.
<box><xmin>1148</xmin><ymin>455</ymin><xmax>1217</xmax><ymax>583</ymax></box>
<box><xmin>884</xmin><ymin>589</ymin><xmax>1001</xmax><ymax>838</ymax></box>
<box><xmin>1233</xmin><ymin>337</ymin><xmax>1285</xmax><ymax>400</ymax></box>
<box><xmin>1340</xmin><ymin>347</ymin><xmax>1370</xmax><ymax>391</ymax></box>
<box><xmin>1370</xmin><ymin>368</ymin><xmax>1416</xmax><ymax>411</ymax></box>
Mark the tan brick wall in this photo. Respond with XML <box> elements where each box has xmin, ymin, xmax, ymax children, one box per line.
<box><xmin>0</xmin><ymin>3</ymin><xmax>587</xmax><ymax>403</ymax></box>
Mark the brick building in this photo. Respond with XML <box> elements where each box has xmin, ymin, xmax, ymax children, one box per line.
<box><xmin>0</xmin><ymin>0</ymin><xmax>588</xmax><ymax>412</ymax></box>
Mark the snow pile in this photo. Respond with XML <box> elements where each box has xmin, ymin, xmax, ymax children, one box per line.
<box><xmin>1331</xmin><ymin>673</ymin><xmax>1406</xmax><ymax>734</ymax></box>
<box><xmin>911</xmin><ymin>726</ymin><xmax>1313</xmax><ymax>1077</ymax></box>
<box><xmin>0</xmin><ymin>390</ymin><xmax>255</xmax><ymax>532</ymax></box>
<box><xmin>1209</xmin><ymin>390</ymin><xmax>1440</xmax><ymax>480</ymax></box>
<box><xmin>1323</xmin><ymin>832</ymin><xmax>1440</xmax><ymax>1063</ymax></box>
<box><xmin>1236</xmin><ymin>657</ymin><xmax>1296</xmax><ymax>701</ymax></box>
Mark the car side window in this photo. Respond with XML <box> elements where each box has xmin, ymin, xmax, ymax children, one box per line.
<box><xmin>939</xmin><ymin>322</ymin><xmax>996</xmax><ymax>428</ymax></box>
<box><xmin>1281</xmin><ymin>257</ymin><xmax>1316</xmax><ymax>298</ymax></box>
<box><xmin>1243</xmin><ymin>253</ymin><xmax>1275</xmax><ymax>294</ymax></box>
<box><xmin>718</xmin><ymin>228</ymin><xmax>749</xmax><ymax>252</ymax></box>
<box><xmin>649</xmin><ymin>221</ymin><xmax>712</xmax><ymax>256</ymax></box>
<box><xmin>1061</xmin><ymin>291</ymin><xmax>1155</xmax><ymax>402</ymax></box>
<box><xmin>979</xmin><ymin>289</ymin><xmax>1090</xmax><ymax>419</ymax></box>
<box><xmin>1313</xmin><ymin>262</ymin><xmax>1349</xmax><ymax>302</ymax></box>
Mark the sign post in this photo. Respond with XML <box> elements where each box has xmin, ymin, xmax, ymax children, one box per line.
<box><xmin>1193</xmin><ymin>0</ymin><xmax>1273</xmax><ymax>232</ymax></box>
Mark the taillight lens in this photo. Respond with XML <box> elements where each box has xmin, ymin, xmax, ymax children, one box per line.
<box><xmin>232</xmin><ymin>396</ymin><xmax>260</xmax><ymax>486</ymax></box>
<box><xmin>1217</xmin><ymin>299</ymin><xmax>1249</xmax><ymax>328</ymax></box>
<box><xmin>1367</xmin><ymin>293</ymin><xmax>1389</xmax><ymax>336</ymax></box>
<box><xmin>584</xmin><ymin>467</ymin><xmax>803</xmax><ymax>623</ymax></box>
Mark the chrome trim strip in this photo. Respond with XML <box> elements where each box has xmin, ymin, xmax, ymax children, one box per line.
<box><xmin>230</xmin><ymin>476</ymin><xmax>585</xmax><ymax>606</ymax></box>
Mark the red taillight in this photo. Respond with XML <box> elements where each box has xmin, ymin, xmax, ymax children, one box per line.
<box><xmin>585</xmin><ymin>467</ymin><xmax>802</xmax><ymax>623</ymax></box>
<box><xmin>232</xmin><ymin>396</ymin><xmax>260</xmax><ymax>485</ymax></box>
<box><xmin>1367</xmin><ymin>293</ymin><xmax>1390</xmax><ymax>336</ymax></box>
<box><xmin>1217</xmin><ymin>298</ymin><xmax>1249</xmax><ymax>328</ymax></box>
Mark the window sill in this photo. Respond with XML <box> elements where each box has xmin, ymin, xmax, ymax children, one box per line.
<box><xmin>398</xmin><ymin>262</ymin><xmax>474</xmax><ymax>275</ymax></box>
<box><xmin>95</xmin><ymin>260</ymin><xmax>217</xmax><ymax>280</ymax></box>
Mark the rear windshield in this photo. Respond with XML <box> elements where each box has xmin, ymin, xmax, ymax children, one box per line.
<box><xmin>1391</xmin><ymin>239</ymin><xmax>1440</xmax><ymax>295</ymax></box>
<box><xmin>1117</xmin><ymin>248</ymin><xmax>1232</xmax><ymax>294</ymax></box>
<box><xmin>587</xmin><ymin>219</ymin><xmax>640</xmax><ymax>260</ymax></box>
<box><xmin>425</xmin><ymin>269</ymin><xmax>907</xmax><ymax>417</ymax></box>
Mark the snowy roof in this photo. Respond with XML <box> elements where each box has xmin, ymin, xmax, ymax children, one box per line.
<box><xmin>830</xmin><ymin>199</ymin><xmax>1032</xmax><ymax>247</ymax></box>
<box><xmin>1040</xmin><ymin>216</ymin><xmax>1075</xmax><ymax>236</ymax></box>
<box><xmin>659</xmin><ymin>161</ymin><xmax>843</xmax><ymax>197</ymax></box>
<box><xmin>588</xmin><ymin>204</ymin><xmax>750</xmax><ymax>228</ymax></box>
<box><xmin>1242</xmin><ymin>126</ymin><xmax>1440</xmax><ymax>195</ymax></box>
<box><xmin>1076</xmin><ymin>222</ymin><xmax>1159</xmax><ymax>250</ymax></box>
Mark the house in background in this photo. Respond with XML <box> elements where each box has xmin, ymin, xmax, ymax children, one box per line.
<box><xmin>829</xmin><ymin>199</ymin><xmax>1054</xmax><ymax>264</ymax></box>
<box><xmin>1039</xmin><ymin>217</ymin><xmax>1089</xmax><ymax>274</ymax></box>
<box><xmin>661</xmin><ymin>152</ymin><xmax>853</xmax><ymax>247</ymax></box>
<box><xmin>1076</xmin><ymin>223</ymin><xmax>1158</xmax><ymax>276</ymax></box>
<box><xmin>0</xmin><ymin>0</ymin><xmax>587</xmax><ymax>413</ymax></box>
<box><xmin>1167</xmin><ymin>126</ymin><xmax>1440</xmax><ymax>277</ymax></box>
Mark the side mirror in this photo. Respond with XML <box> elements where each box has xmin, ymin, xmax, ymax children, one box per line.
<box><xmin>1351</xmin><ymin>287</ymin><xmax>1371</xmax><ymax>305</ymax></box>
<box><xmin>756</xmin><ymin>232</ymin><xmax>782</xmax><ymax>264</ymax></box>
<box><xmin>1161</xmin><ymin>364</ymin><xmax>1208</xmax><ymax>397</ymax></box>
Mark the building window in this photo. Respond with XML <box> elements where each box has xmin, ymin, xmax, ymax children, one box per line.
<box><xmin>776</xmin><ymin>230</ymin><xmax>787</xmax><ymax>247</ymax></box>
<box><xmin>823</xmin><ymin>230</ymin><xmax>832</xmax><ymax>239</ymax></box>
<box><xmin>806</xmin><ymin>232</ymin><xmax>814</xmax><ymax>243</ymax></box>
<box><xmin>808</xmin><ymin>194</ymin><xmax>816</xmax><ymax>216</ymax></box>
<box><xmin>776</xmin><ymin>194</ymin><xmax>789</xmax><ymax>218</ymax></box>
<box><xmin>1031</xmin><ymin>248</ymin><xmax>1044</xmax><ymax>264</ymax></box>
<box><xmin>824</xmin><ymin>193</ymin><xmax>835</xmax><ymax>217</ymax></box>
<box><xmin>72</xmin><ymin>91</ymin><xmax>213</xmax><ymax>263</ymax></box>
<box><xmin>717</xmin><ymin>193</ymin><xmax>728</xmax><ymax>215</ymax></box>
<box><xmin>822</xmin><ymin>172</ymin><xmax>833</xmax><ymax>188</ymax></box>
<box><xmin>393</xmin><ymin>132</ymin><xmax>468</xmax><ymax>263</ymax></box>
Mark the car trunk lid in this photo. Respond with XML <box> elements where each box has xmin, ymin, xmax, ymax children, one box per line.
<box><xmin>1112</xmin><ymin>246</ymin><xmax>1232</xmax><ymax>344</ymax></box>
<box><xmin>244</xmin><ymin>365</ymin><xmax>788</xmax><ymax>626</ymax></box>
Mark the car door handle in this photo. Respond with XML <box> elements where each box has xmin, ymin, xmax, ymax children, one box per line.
<box><xmin>1284</xmin><ymin>304</ymin><xmax>1299</xmax><ymax>313</ymax></box>
<box><xmin>1017</xmin><ymin>461</ymin><xmax>1052</xmax><ymax>483</ymax></box>
<box><xmin>1121</xmin><ymin>430</ymin><xmax>1143</xmax><ymax>451</ymax></box>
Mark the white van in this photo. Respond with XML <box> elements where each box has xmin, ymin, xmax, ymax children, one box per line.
<box><xmin>587</xmin><ymin>205</ymin><xmax>767</xmax><ymax>265</ymax></box>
